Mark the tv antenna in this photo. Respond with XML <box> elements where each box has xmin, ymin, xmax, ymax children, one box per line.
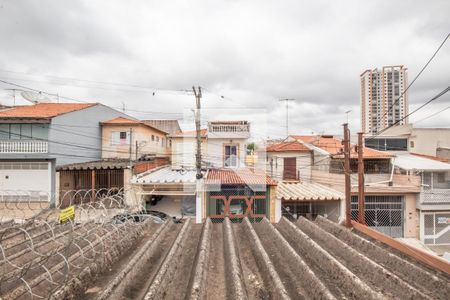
<box><xmin>21</xmin><ymin>91</ymin><xmax>52</xmax><ymax>104</ymax></box>
<box><xmin>279</xmin><ymin>98</ymin><xmax>296</xmax><ymax>137</ymax></box>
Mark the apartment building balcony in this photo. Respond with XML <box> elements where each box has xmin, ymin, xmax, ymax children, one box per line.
<box><xmin>0</xmin><ymin>140</ymin><xmax>49</xmax><ymax>153</ymax></box>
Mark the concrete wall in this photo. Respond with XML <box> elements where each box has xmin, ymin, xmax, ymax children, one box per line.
<box><xmin>205</xmin><ymin>138</ymin><xmax>247</xmax><ymax>168</ymax></box>
<box><xmin>171</xmin><ymin>137</ymin><xmax>207</xmax><ymax>168</ymax></box>
<box><xmin>101</xmin><ymin>124</ymin><xmax>169</xmax><ymax>159</ymax></box>
<box><xmin>266</xmin><ymin>152</ymin><xmax>312</xmax><ymax>181</ymax></box>
<box><xmin>409</xmin><ymin>128</ymin><xmax>450</xmax><ymax>156</ymax></box>
<box><xmin>50</xmin><ymin>104</ymin><xmax>129</xmax><ymax>166</ymax></box>
<box><xmin>404</xmin><ymin>193</ymin><xmax>419</xmax><ymax>238</ymax></box>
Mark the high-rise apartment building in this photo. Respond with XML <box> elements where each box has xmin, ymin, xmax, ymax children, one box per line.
<box><xmin>360</xmin><ymin>65</ymin><xmax>408</xmax><ymax>135</ymax></box>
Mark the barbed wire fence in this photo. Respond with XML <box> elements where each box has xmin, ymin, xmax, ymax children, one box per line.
<box><xmin>0</xmin><ymin>187</ymin><xmax>150</xmax><ymax>299</ymax></box>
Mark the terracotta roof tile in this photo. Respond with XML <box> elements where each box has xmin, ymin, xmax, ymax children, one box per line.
<box><xmin>0</xmin><ymin>103</ymin><xmax>96</xmax><ymax>119</ymax></box>
<box><xmin>293</xmin><ymin>135</ymin><xmax>392</xmax><ymax>159</ymax></box>
<box><xmin>101</xmin><ymin>117</ymin><xmax>168</xmax><ymax>134</ymax></box>
<box><xmin>206</xmin><ymin>168</ymin><xmax>277</xmax><ymax>186</ymax></box>
<box><xmin>266</xmin><ymin>141</ymin><xmax>310</xmax><ymax>152</ymax></box>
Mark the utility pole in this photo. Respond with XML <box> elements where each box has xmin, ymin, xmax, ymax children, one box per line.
<box><xmin>357</xmin><ymin>132</ymin><xmax>366</xmax><ymax>224</ymax></box>
<box><xmin>343</xmin><ymin>123</ymin><xmax>352</xmax><ymax>227</ymax></box>
<box><xmin>279</xmin><ymin>98</ymin><xmax>295</xmax><ymax>137</ymax></box>
<box><xmin>193</xmin><ymin>86</ymin><xmax>203</xmax><ymax>224</ymax></box>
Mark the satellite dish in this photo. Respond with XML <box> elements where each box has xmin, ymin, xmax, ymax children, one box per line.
<box><xmin>21</xmin><ymin>91</ymin><xmax>52</xmax><ymax>104</ymax></box>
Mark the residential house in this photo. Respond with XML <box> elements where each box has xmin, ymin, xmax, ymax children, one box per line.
<box><xmin>0</xmin><ymin>103</ymin><xmax>129</xmax><ymax>205</ymax></box>
<box><xmin>133</xmin><ymin>120</ymin><xmax>280</xmax><ymax>223</ymax></box>
<box><xmin>392</xmin><ymin>152</ymin><xmax>450</xmax><ymax>246</ymax></box>
<box><xmin>261</xmin><ymin>139</ymin><xmax>343</xmax><ymax>223</ymax></box>
<box><xmin>265</xmin><ymin>140</ymin><xmax>313</xmax><ymax>181</ymax></box>
<box><xmin>142</xmin><ymin>119</ymin><xmax>181</xmax><ymax>135</ymax></box>
<box><xmin>101</xmin><ymin>117</ymin><xmax>171</xmax><ymax>160</ymax></box>
<box><xmin>289</xmin><ymin>134</ymin><xmax>422</xmax><ymax>238</ymax></box>
<box><xmin>170</xmin><ymin>129</ymin><xmax>207</xmax><ymax>168</ymax></box>
<box><xmin>365</xmin><ymin>124</ymin><xmax>450</xmax><ymax>158</ymax></box>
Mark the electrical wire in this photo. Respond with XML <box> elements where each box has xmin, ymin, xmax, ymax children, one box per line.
<box><xmin>367</xmin><ymin>33</ymin><xmax>450</xmax><ymax>135</ymax></box>
<box><xmin>366</xmin><ymin>86</ymin><xmax>450</xmax><ymax>142</ymax></box>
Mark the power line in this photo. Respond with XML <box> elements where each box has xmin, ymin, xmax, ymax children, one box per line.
<box><xmin>367</xmin><ymin>33</ymin><xmax>450</xmax><ymax>135</ymax></box>
<box><xmin>0</xmin><ymin>79</ymin><xmax>185</xmax><ymax>116</ymax></box>
<box><xmin>366</xmin><ymin>86</ymin><xmax>450</xmax><ymax>141</ymax></box>
<box><xmin>414</xmin><ymin>104</ymin><xmax>450</xmax><ymax>124</ymax></box>
<box><xmin>0</xmin><ymin>69</ymin><xmax>190</xmax><ymax>94</ymax></box>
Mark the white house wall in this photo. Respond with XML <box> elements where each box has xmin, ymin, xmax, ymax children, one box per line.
<box><xmin>266</xmin><ymin>152</ymin><xmax>312</xmax><ymax>181</ymax></box>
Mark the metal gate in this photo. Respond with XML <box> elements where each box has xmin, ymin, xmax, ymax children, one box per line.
<box><xmin>207</xmin><ymin>186</ymin><xmax>269</xmax><ymax>222</ymax></box>
<box><xmin>352</xmin><ymin>195</ymin><xmax>404</xmax><ymax>238</ymax></box>
<box><xmin>422</xmin><ymin>212</ymin><xmax>450</xmax><ymax>245</ymax></box>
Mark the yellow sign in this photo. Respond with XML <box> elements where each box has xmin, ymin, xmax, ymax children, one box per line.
<box><xmin>59</xmin><ymin>206</ymin><xmax>75</xmax><ymax>223</ymax></box>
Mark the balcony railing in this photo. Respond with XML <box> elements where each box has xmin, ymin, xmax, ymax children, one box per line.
<box><xmin>420</xmin><ymin>189</ymin><xmax>450</xmax><ymax>204</ymax></box>
<box><xmin>209</xmin><ymin>124</ymin><xmax>250</xmax><ymax>133</ymax></box>
<box><xmin>0</xmin><ymin>140</ymin><xmax>49</xmax><ymax>153</ymax></box>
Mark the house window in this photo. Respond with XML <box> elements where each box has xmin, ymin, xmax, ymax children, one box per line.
<box><xmin>111</xmin><ymin>131</ymin><xmax>130</xmax><ymax>145</ymax></box>
<box><xmin>410</xmin><ymin>141</ymin><xmax>414</xmax><ymax>148</ymax></box>
<box><xmin>162</xmin><ymin>138</ymin><xmax>165</xmax><ymax>147</ymax></box>
<box><xmin>156</xmin><ymin>136</ymin><xmax>159</xmax><ymax>142</ymax></box>
<box><xmin>151</xmin><ymin>135</ymin><xmax>155</xmax><ymax>141</ymax></box>
<box><xmin>224</xmin><ymin>144</ymin><xmax>238</xmax><ymax>167</ymax></box>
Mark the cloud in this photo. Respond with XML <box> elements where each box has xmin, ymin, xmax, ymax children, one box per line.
<box><xmin>0</xmin><ymin>0</ymin><xmax>449</xmax><ymax>136</ymax></box>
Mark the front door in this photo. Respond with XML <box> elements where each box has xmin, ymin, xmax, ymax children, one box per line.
<box><xmin>283</xmin><ymin>157</ymin><xmax>297</xmax><ymax>180</ymax></box>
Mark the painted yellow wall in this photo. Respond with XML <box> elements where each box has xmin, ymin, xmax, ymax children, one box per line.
<box><xmin>102</xmin><ymin>124</ymin><xmax>170</xmax><ymax>159</ymax></box>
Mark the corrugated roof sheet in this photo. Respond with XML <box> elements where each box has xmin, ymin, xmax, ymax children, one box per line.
<box><xmin>393</xmin><ymin>152</ymin><xmax>450</xmax><ymax>171</ymax></box>
<box><xmin>134</xmin><ymin>166</ymin><xmax>199</xmax><ymax>184</ymax></box>
<box><xmin>206</xmin><ymin>168</ymin><xmax>277</xmax><ymax>186</ymax></box>
<box><xmin>277</xmin><ymin>181</ymin><xmax>344</xmax><ymax>201</ymax></box>
<box><xmin>411</xmin><ymin>153</ymin><xmax>450</xmax><ymax>163</ymax></box>
<box><xmin>57</xmin><ymin>159</ymin><xmax>129</xmax><ymax>171</ymax></box>
<box><xmin>0</xmin><ymin>103</ymin><xmax>96</xmax><ymax>119</ymax></box>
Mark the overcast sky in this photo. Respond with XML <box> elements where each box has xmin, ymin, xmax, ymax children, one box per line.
<box><xmin>0</xmin><ymin>0</ymin><xmax>449</xmax><ymax>139</ymax></box>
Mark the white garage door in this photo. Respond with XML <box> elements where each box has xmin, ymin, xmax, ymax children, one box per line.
<box><xmin>0</xmin><ymin>161</ymin><xmax>51</xmax><ymax>201</ymax></box>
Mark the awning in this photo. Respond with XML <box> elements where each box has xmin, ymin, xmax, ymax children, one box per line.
<box><xmin>277</xmin><ymin>181</ymin><xmax>344</xmax><ymax>201</ymax></box>
<box><xmin>133</xmin><ymin>166</ymin><xmax>201</xmax><ymax>184</ymax></box>
<box><xmin>393</xmin><ymin>153</ymin><xmax>450</xmax><ymax>171</ymax></box>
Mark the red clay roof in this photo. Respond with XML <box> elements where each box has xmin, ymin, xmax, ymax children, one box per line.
<box><xmin>101</xmin><ymin>117</ymin><xmax>168</xmax><ymax>134</ymax></box>
<box><xmin>289</xmin><ymin>135</ymin><xmax>318</xmax><ymax>143</ymax></box>
<box><xmin>0</xmin><ymin>103</ymin><xmax>96</xmax><ymax>119</ymax></box>
<box><xmin>171</xmin><ymin>129</ymin><xmax>207</xmax><ymax>137</ymax></box>
<box><xmin>206</xmin><ymin>168</ymin><xmax>277</xmax><ymax>186</ymax></box>
<box><xmin>293</xmin><ymin>135</ymin><xmax>392</xmax><ymax>159</ymax></box>
<box><xmin>266</xmin><ymin>141</ymin><xmax>310</xmax><ymax>152</ymax></box>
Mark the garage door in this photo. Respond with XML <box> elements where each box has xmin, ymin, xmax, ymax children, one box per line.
<box><xmin>0</xmin><ymin>161</ymin><xmax>50</xmax><ymax>201</ymax></box>
<box><xmin>352</xmin><ymin>196</ymin><xmax>404</xmax><ymax>238</ymax></box>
